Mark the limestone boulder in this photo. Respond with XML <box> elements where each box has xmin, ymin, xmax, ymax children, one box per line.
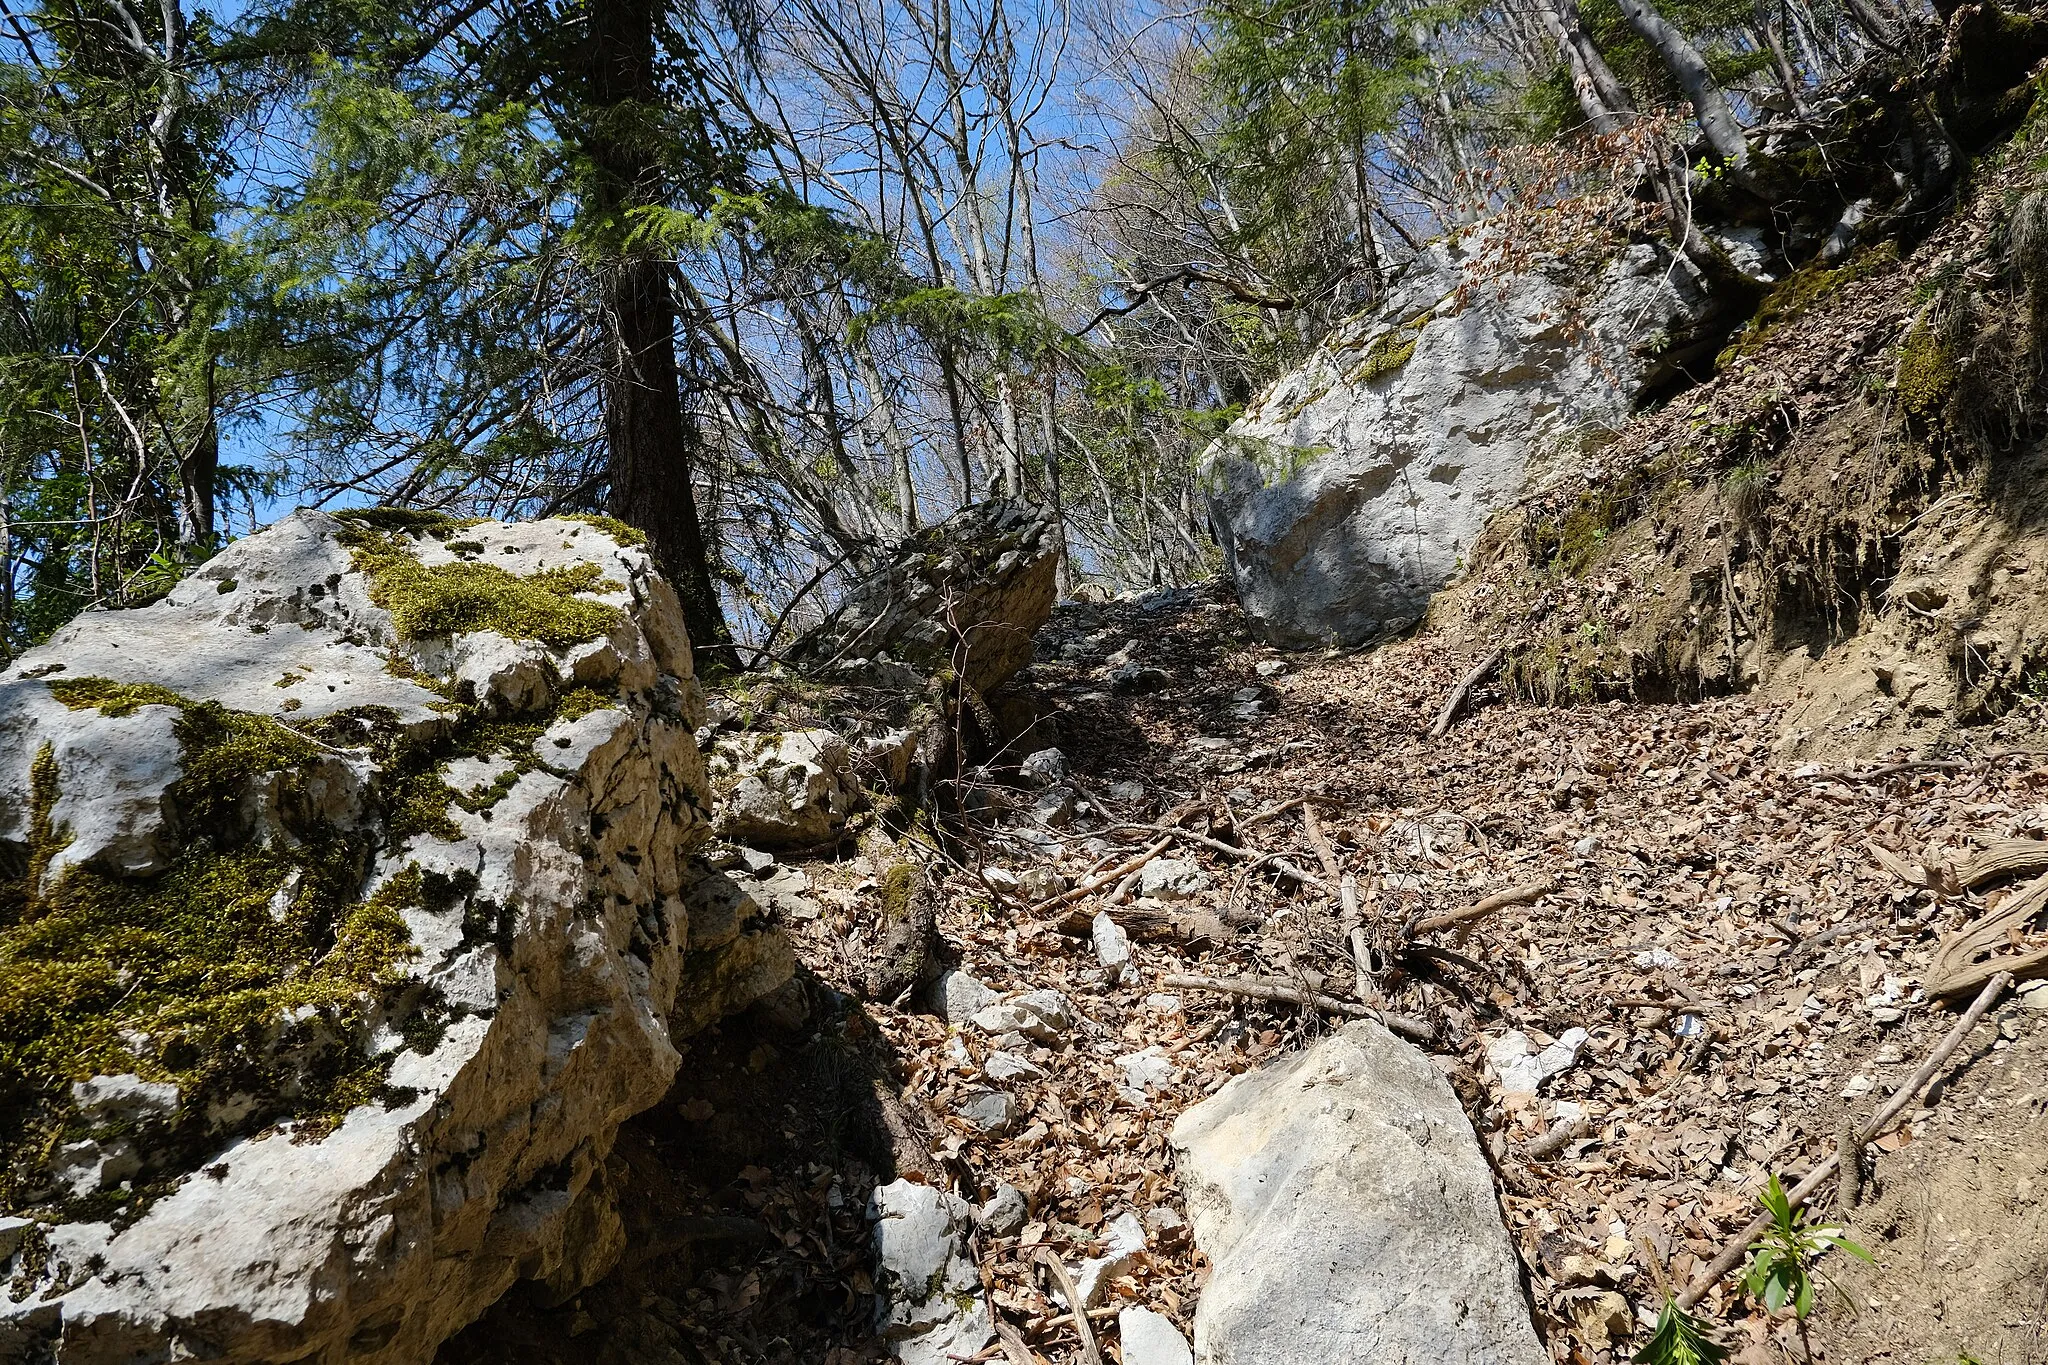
<box><xmin>1169</xmin><ymin>1020</ymin><xmax>1546</xmax><ymax>1365</ymax></box>
<box><xmin>870</xmin><ymin>1179</ymin><xmax>992</xmax><ymax>1365</ymax></box>
<box><xmin>786</xmin><ymin>500</ymin><xmax>1057</xmax><ymax>696</ymax></box>
<box><xmin>1203</xmin><ymin>237</ymin><xmax>1716</xmax><ymax>646</ymax></box>
<box><xmin>0</xmin><ymin>510</ymin><xmax>789</xmax><ymax>1364</ymax></box>
<box><xmin>708</xmin><ymin>727</ymin><xmax>860</xmax><ymax>848</ymax></box>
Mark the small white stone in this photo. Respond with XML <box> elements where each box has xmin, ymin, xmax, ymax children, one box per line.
<box><xmin>956</xmin><ymin>1090</ymin><xmax>1017</xmax><ymax>1133</ymax></box>
<box><xmin>1119</xmin><ymin>1307</ymin><xmax>1193</xmax><ymax>1365</ymax></box>
<box><xmin>978</xmin><ymin>1183</ymin><xmax>1028</xmax><ymax>1237</ymax></box>
<box><xmin>1840</xmin><ymin>1074</ymin><xmax>1874</xmax><ymax>1100</ymax></box>
<box><xmin>1072</xmin><ymin>1211</ymin><xmax>1147</xmax><ymax>1306</ymax></box>
<box><xmin>984</xmin><ymin>1052</ymin><xmax>1046</xmax><ymax>1083</ymax></box>
<box><xmin>0</xmin><ymin>1215</ymin><xmax>35</xmax><ymax>1261</ymax></box>
<box><xmin>1137</xmin><ymin>859</ymin><xmax>1206</xmax><ymax>902</ymax></box>
<box><xmin>1092</xmin><ymin>911</ymin><xmax>1134</xmax><ymax>984</ymax></box>
<box><xmin>933</xmin><ymin>969</ymin><xmax>1000</xmax><ymax>1026</ymax></box>
<box><xmin>1018</xmin><ymin>866</ymin><xmax>1064</xmax><ymax>901</ymax></box>
<box><xmin>1019</xmin><ymin>748</ymin><xmax>1068</xmax><ymax>787</ymax></box>
<box><xmin>1115</xmin><ymin>1047</ymin><xmax>1178</xmax><ymax>1094</ymax></box>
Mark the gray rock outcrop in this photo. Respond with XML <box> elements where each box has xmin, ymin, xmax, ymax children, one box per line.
<box><xmin>1169</xmin><ymin>1020</ymin><xmax>1546</xmax><ymax>1365</ymax></box>
<box><xmin>707</xmin><ymin>727</ymin><xmax>860</xmax><ymax>848</ymax></box>
<box><xmin>1203</xmin><ymin>236</ymin><xmax>1715</xmax><ymax>646</ymax></box>
<box><xmin>0</xmin><ymin>509</ymin><xmax>790</xmax><ymax>1363</ymax></box>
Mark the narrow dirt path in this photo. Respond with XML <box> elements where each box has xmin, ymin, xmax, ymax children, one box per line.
<box><xmin>448</xmin><ymin>583</ymin><xmax>2048</xmax><ymax>1365</ymax></box>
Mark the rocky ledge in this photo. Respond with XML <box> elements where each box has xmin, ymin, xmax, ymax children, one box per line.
<box><xmin>0</xmin><ymin>510</ymin><xmax>790</xmax><ymax>1363</ymax></box>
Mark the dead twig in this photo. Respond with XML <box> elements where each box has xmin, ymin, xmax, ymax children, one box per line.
<box><xmin>1801</xmin><ymin>759</ymin><xmax>1967</xmax><ymax>787</ymax></box>
<box><xmin>1161</xmin><ymin>973</ymin><xmax>1436</xmax><ymax>1043</ymax></box>
<box><xmin>1429</xmin><ymin>645</ymin><xmax>1507</xmax><ymax>739</ymax></box>
<box><xmin>1030</xmin><ymin>836</ymin><xmax>1172</xmax><ymax>914</ymax></box>
<box><xmin>1520</xmin><ymin>1118</ymin><xmax>1591</xmax><ymax>1162</ymax></box>
<box><xmin>1109</xmin><ymin>822</ymin><xmax>1261</xmax><ymax>860</ymax></box>
<box><xmin>1242</xmin><ymin>793</ymin><xmax>1346</xmax><ymax>827</ymax></box>
<box><xmin>1409</xmin><ymin>881</ymin><xmax>1554</xmax><ymax>937</ymax></box>
<box><xmin>1034</xmin><ymin>1247</ymin><xmax>1105</xmax><ymax>1365</ymax></box>
<box><xmin>1675</xmin><ymin>971</ymin><xmax>2013</xmax><ymax>1309</ymax></box>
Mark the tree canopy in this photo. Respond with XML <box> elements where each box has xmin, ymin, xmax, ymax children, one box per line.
<box><xmin>0</xmin><ymin>0</ymin><xmax>1920</xmax><ymax>657</ymax></box>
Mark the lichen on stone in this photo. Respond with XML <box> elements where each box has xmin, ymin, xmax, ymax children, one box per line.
<box><xmin>335</xmin><ymin>518</ymin><xmax>625</xmax><ymax>649</ymax></box>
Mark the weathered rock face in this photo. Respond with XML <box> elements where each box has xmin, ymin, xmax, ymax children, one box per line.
<box><xmin>786</xmin><ymin>500</ymin><xmax>1057</xmax><ymax>696</ymax></box>
<box><xmin>1169</xmin><ymin>1020</ymin><xmax>1546</xmax><ymax>1365</ymax></box>
<box><xmin>1202</xmin><ymin>237</ymin><xmax>1715</xmax><ymax>646</ymax></box>
<box><xmin>0</xmin><ymin>510</ymin><xmax>789</xmax><ymax>1363</ymax></box>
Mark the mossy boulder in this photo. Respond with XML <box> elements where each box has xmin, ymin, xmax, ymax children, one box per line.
<box><xmin>0</xmin><ymin>511</ymin><xmax>787</xmax><ymax>1364</ymax></box>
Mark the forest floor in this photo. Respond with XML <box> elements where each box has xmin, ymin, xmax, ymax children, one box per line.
<box><xmin>445</xmin><ymin>581</ymin><xmax>2048</xmax><ymax>1365</ymax></box>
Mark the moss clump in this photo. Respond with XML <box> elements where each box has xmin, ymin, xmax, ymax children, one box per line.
<box><xmin>1344</xmin><ymin>319</ymin><xmax>1424</xmax><ymax>386</ymax></box>
<box><xmin>1896</xmin><ymin>318</ymin><xmax>1957</xmax><ymax>420</ymax></box>
<box><xmin>337</xmin><ymin>521</ymin><xmax>624</xmax><ymax>649</ymax></box>
<box><xmin>553</xmin><ymin>686</ymin><xmax>617</xmax><ymax>723</ymax></box>
<box><xmin>877</xmin><ymin>861</ymin><xmax>921</xmax><ymax>924</ymax></box>
<box><xmin>0</xmin><ymin>684</ymin><xmax>424</xmax><ymax>1220</ymax></box>
<box><xmin>558</xmin><ymin>513</ymin><xmax>648</xmax><ymax>548</ymax></box>
<box><xmin>47</xmin><ymin>678</ymin><xmax>184</xmax><ymax>717</ymax></box>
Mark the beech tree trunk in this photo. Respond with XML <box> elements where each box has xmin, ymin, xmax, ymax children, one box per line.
<box><xmin>585</xmin><ymin>0</ymin><xmax>736</xmax><ymax>667</ymax></box>
<box><xmin>1536</xmin><ymin>0</ymin><xmax>1633</xmax><ymax>134</ymax></box>
<box><xmin>1613</xmin><ymin>0</ymin><xmax>1752</xmax><ymax>165</ymax></box>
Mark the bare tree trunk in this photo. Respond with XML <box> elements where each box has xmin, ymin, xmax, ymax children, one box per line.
<box><xmin>1612</xmin><ymin>0</ymin><xmax>1751</xmax><ymax>165</ymax></box>
<box><xmin>1758</xmin><ymin>8</ymin><xmax>1812</xmax><ymax>118</ymax></box>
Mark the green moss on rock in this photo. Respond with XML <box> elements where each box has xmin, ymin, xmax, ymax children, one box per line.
<box><xmin>337</xmin><ymin>521</ymin><xmax>624</xmax><ymax>649</ymax></box>
<box><xmin>47</xmin><ymin>679</ymin><xmax>184</xmax><ymax>717</ymax></box>
<box><xmin>1344</xmin><ymin>319</ymin><xmax>1425</xmax><ymax>386</ymax></box>
<box><xmin>1896</xmin><ymin>318</ymin><xmax>1957</xmax><ymax>420</ymax></box>
<box><xmin>0</xmin><ymin>684</ymin><xmax>423</xmax><ymax>1219</ymax></box>
<box><xmin>558</xmin><ymin>513</ymin><xmax>648</xmax><ymax>548</ymax></box>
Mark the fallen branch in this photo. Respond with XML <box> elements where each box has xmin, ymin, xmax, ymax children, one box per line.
<box><xmin>1161</xmin><ymin>973</ymin><xmax>1436</xmax><ymax>1044</ymax></box>
<box><xmin>1958</xmin><ymin>836</ymin><xmax>2048</xmax><ymax>889</ymax></box>
<box><xmin>1034</xmin><ymin>1247</ymin><xmax>1105</xmax><ymax>1365</ymax></box>
<box><xmin>1926</xmin><ymin>870</ymin><xmax>2048</xmax><ymax>998</ymax></box>
<box><xmin>1675</xmin><ymin>971</ymin><xmax>2013</xmax><ymax>1309</ymax></box>
<box><xmin>1030</xmin><ymin>836</ymin><xmax>1172</xmax><ymax>914</ymax></box>
<box><xmin>991</xmin><ymin>1321</ymin><xmax>1035</xmax><ymax>1365</ymax></box>
<box><xmin>1054</xmin><ymin>902</ymin><xmax>1227</xmax><ymax>945</ymax></box>
<box><xmin>1429</xmin><ymin>645</ymin><xmax>1507</xmax><ymax>739</ymax></box>
<box><xmin>1409</xmin><ymin>881</ymin><xmax>1553</xmax><ymax>937</ymax></box>
<box><xmin>1802</xmin><ymin>759</ymin><xmax>1967</xmax><ymax>787</ymax></box>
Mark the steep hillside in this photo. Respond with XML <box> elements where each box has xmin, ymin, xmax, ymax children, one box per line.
<box><xmin>1425</xmin><ymin>84</ymin><xmax>2048</xmax><ymax>761</ymax></box>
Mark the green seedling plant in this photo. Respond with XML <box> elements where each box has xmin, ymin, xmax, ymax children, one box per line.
<box><xmin>1633</xmin><ymin>1298</ymin><xmax>1729</xmax><ymax>1365</ymax></box>
<box><xmin>1743</xmin><ymin>1173</ymin><xmax>1874</xmax><ymax>1318</ymax></box>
